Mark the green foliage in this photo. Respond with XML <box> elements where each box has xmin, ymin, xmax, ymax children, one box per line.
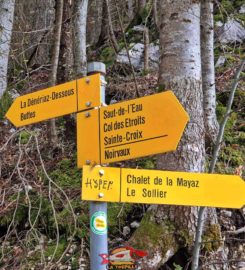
<box><xmin>108</xmin><ymin>203</ymin><xmax>133</xmax><ymax>235</ymax></box>
<box><xmin>0</xmin><ymin>91</ymin><xmax>12</xmax><ymax>120</ymax></box>
<box><xmin>202</xmin><ymin>224</ymin><xmax>222</xmax><ymax>252</ymax></box>
<box><xmin>133</xmin><ymin>212</ymin><xmax>163</xmax><ymax>249</ymax></box>
<box><xmin>234</xmin><ymin>0</ymin><xmax>245</xmax><ymax>8</ymax></box>
<box><xmin>19</xmin><ymin>130</ymin><xmax>31</xmax><ymax>144</ymax></box>
<box><xmin>173</xmin><ymin>263</ymin><xmax>183</xmax><ymax>270</ymax></box>
<box><xmin>214</xmin><ymin>0</ymin><xmax>235</xmax><ymax>22</ymax></box>
<box><xmin>48</xmin><ymin>158</ymin><xmax>81</xmax><ymax>189</ymax></box>
<box><xmin>140</xmin><ymin>1</ymin><xmax>152</xmax><ymax>23</ymax></box>
<box><xmin>69</xmin><ymin>200</ymin><xmax>89</xmax><ymax>240</ymax></box>
<box><xmin>0</xmin><ymin>202</ymin><xmax>27</xmax><ymax>227</ymax></box>
<box><xmin>221</xmin><ymin>146</ymin><xmax>244</xmax><ymax>166</ymax></box>
<box><xmin>177</xmin><ymin>229</ymin><xmax>193</xmax><ymax>247</ymax></box>
<box><xmin>71</xmin><ymin>258</ymin><xmax>79</xmax><ymax>269</ymax></box>
<box><xmin>44</xmin><ymin>239</ymin><xmax>66</xmax><ymax>259</ymax></box>
<box><xmin>214</xmin><ymin>13</ymin><xmax>225</xmax><ymax>23</ymax></box>
<box><xmin>132</xmin><ymin>212</ymin><xmax>178</xmax><ymax>255</ymax></box>
<box><xmin>235</xmin><ymin>13</ymin><xmax>245</xmax><ymax>21</ymax></box>
<box><xmin>216</xmin><ymin>94</ymin><xmax>244</xmax><ymax>171</ymax></box>
<box><xmin>100</xmin><ymin>47</ymin><xmax>116</xmax><ymax>66</ymax></box>
<box><xmin>214</xmin><ymin>0</ymin><xmax>244</xmax><ymax>22</ymax></box>
<box><xmin>221</xmin><ymin>0</ymin><xmax>234</xmax><ymax>14</ymax></box>
<box><xmin>137</xmin><ymin>157</ymin><xmax>156</xmax><ymax>169</ymax></box>
<box><xmin>156</xmin><ymin>84</ymin><xmax>166</xmax><ymax>93</ymax></box>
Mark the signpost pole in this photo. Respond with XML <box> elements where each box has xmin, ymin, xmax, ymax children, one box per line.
<box><xmin>87</xmin><ymin>62</ymin><xmax>108</xmax><ymax>270</ymax></box>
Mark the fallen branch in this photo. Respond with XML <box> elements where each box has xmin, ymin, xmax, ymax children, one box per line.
<box><xmin>226</xmin><ymin>226</ymin><xmax>245</xmax><ymax>235</ymax></box>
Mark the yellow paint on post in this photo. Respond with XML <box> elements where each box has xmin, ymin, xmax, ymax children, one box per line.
<box><xmin>77</xmin><ymin>73</ymin><xmax>102</xmax><ymax>111</ymax></box>
<box><xmin>82</xmin><ymin>166</ymin><xmax>245</xmax><ymax>209</ymax></box>
<box><xmin>77</xmin><ymin>110</ymin><xmax>100</xmax><ymax>167</ymax></box>
<box><xmin>82</xmin><ymin>166</ymin><xmax>120</xmax><ymax>202</ymax></box>
<box><xmin>77</xmin><ymin>91</ymin><xmax>189</xmax><ymax>166</ymax></box>
<box><xmin>5</xmin><ymin>74</ymin><xmax>102</xmax><ymax>127</ymax></box>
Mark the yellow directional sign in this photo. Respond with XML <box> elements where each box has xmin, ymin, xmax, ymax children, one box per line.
<box><xmin>82</xmin><ymin>166</ymin><xmax>245</xmax><ymax>209</ymax></box>
<box><xmin>5</xmin><ymin>74</ymin><xmax>102</xmax><ymax>127</ymax></box>
<box><xmin>77</xmin><ymin>91</ymin><xmax>189</xmax><ymax>167</ymax></box>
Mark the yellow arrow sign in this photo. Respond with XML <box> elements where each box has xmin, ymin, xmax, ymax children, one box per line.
<box><xmin>5</xmin><ymin>74</ymin><xmax>102</xmax><ymax>127</ymax></box>
<box><xmin>82</xmin><ymin>166</ymin><xmax>245</xmax><ymax>209</ymax></box>
<box><xmin>77</xmin><ymin>91</ymin><xmax>189</xmax><ymax>166</ymax></box>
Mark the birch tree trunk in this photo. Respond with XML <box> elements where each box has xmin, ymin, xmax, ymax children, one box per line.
<box><xmin>74</xmin><ymin>0</ymin><xmax>88</xmax><ymax>77</ymax></box>
<box><xmin>129</xmin><ymin>1</ymin><xmax>221</xmax><ymax>269</ymax></box>
<box><xmin>201</xmin><ymin>0</ymin><xmax>219</xmax><ymax>144</ymax></box>
<box><xmin>48</xmin><ymin>0</ymin><xmax>64</xmax><ymax>145</ymax></box>
<box><xmin>156</xmin><ymin>0</ymin><xmax>204</xmax><ymax>243</ymax></box>
<box><xmin>0</xmin><ymin>0</ymin><xmax>15</xmax><ymax>98</ymax></box>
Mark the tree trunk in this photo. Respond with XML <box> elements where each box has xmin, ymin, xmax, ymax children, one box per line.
<box><xmin>58</xmin><ymin>0</ymin><xmax>75</xmax><ymax>138</ymax></box>
<box><xmin>127</xmin><ymin>0</ymin><xmax>134</xmax><ymax>20</ymax></box>
<box><xmin>96</xmin><ymin>0</ymin><xmax>108</xmax><ymax>48</ymax></box>
<box><xmin>138</xmin><ymin>0</ymin><xmax>146</xmax><ymax>16</ymax></box>
<box><xmin>86</xmin><ymin>0</ymin><xmax>104</xmax><ymax>46</ymax></box>
<box><xmin>47</xmin><ymin>0</ymin><xmax>64</xmax><ymax>146</ymax></box>
<box><xmin>105</xmin><ymin>0</ymin><xmax>119</xmax><ymax>53</ymax></box>
<box><xmin>129</xmin><ymin>1</ymin><xmax>221</xmax><ymax>269</ymax></box>
<box><xmin>58</xmin><ymin>0</ymin><xmax>74</xmax><ymax>82</ymax></box>
<box><xmin>201</xmin><ymin>0</ymin><xmax>219</xmax><ymax>144</ymax></box>
<box><xmin>0</xmin><ymin>0</ymin><xmax>15</xmax><ymax>98</ymax></box>
<box><xmin>153</xmin><ymin>0</ymin><xmax>159</xmax><ymax>30</ymax></box>
<box><xmin>74</xmin><ymin>0</ymin><xmax>88</xmax><ymax>77</ymax></box>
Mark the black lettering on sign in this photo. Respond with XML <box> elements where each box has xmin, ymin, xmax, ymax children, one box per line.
<box><xmin>127</xmin><ymin>188</ymin><xmax>135</xmax><ymax>196</ymax></box>
<box><xmin>142</xmin><ymin>188</ymin><xmax>167</xmax><ymax>198</ymax></box>
<box><xmin>104</xmin><ymin>122</ymin><xmax>112</xmax><ymax>132</ymax></box>
<box><xmin>20</xmin><ymin>101</ymin><xmax>26</xmax><ymax>108</ymax></box>
<box><xmin>113</xmin><ymin>120</ymin><xmax>124</xmax><ymax>130</ymax></box>
<box><xmin>27</xmin><ymin>95</ymin><xmax>49</xmax><ymax>107</ymax></box>
<box><xmin>51</xmin><ymin>88</ymin><xmax>74</xmax><ymax>100</ymax></box>
<box><xmin>126</xmin><ymin>130</ymin><xmax>143</xmax><ymax>142</ymax></box>
<box><xmin>104</xmin><ymin>108</ymin><xmax>116</xmax><ymax>119</ymax></box>
<box><xmin>85</xmin><ymin>178</ymin><xmax>113</xmax><ymax>190</ymax></box>
<box><xmin>85</xmin><ymin>178</ymin><xmax>92</xmax><ymax>188</ymax></box>
<box><xmin>20</xmin><ymin>111</ymin><xmax>36</xmax><ymax>121</ymax></box>
<box><xmin>125</xmin><ymin>116</ymin><xmax>145</xmax><ymax>128</ymax></box>
<box><xmin>154</xmin><ymin>176</ymin><xmax>162</xmax><ymax>185</ymax></box>
<box><xmin>128</xmin><ymin>103</ymin><xmax>143</xmax><ymax>113</ymax></box>
<box><xmin>104</xmin><ymin>148</ymin><xmax>130</xmax><ymax>160</ymax></box>
<box><xmin>118</xmin><ymin>107</ymin><xmax>126</xmax><ymax>116</ymax></box>
<box><xmin>104</xmin><ymin>134</ymin><xmax>123</xmax><ymax>146</ymax></box>
<box><xmin>177</xmin><ymin>178</ymin><xmax>199</xmax><ymax>188</ymax></box>
<box><xmin>127</xmin><ymin>174</ymin><xmax>150</xmax><ymax>184</ymax></box>
<box><xmin>166</xmin><ymin>177</ymin><xmax>173</xmax><ymax>186</ymax></box>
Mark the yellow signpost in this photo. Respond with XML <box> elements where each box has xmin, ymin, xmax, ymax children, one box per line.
<box><xmin>82</xmin><ymin>165</ymin><xmax>245</xmax><ymax>209</ymax></box>
<box><xmin>5</xmin><ymin>74</ymin><xmax>102</xmax><ymax>127</ymax></box>
<box><xmin>4</xmin><ymin>59</ymin><xmax>245</xmax><ymax>270</ymax></box>
<box><xmin>77</xmin><ymin>91</ymin><xmax>189</xmax><ymax>167</ymax></box>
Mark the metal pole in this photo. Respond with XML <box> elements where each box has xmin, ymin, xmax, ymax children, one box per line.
<box><xmin>87</xmin><ymin>62</ymin><xmax>108</xmax><ymax>270</ymax></box>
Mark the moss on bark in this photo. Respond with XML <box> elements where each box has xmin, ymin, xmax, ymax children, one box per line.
<box><xmin>202</xmin><ymin>224</ymin><xmax>222</xmax><ymax>252</ymax></box>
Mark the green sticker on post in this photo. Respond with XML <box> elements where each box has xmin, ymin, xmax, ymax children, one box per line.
<box><xmin>90</xmin><ymin>211</ymin><xmax>107</xmax><ymax>235</ymax></box>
